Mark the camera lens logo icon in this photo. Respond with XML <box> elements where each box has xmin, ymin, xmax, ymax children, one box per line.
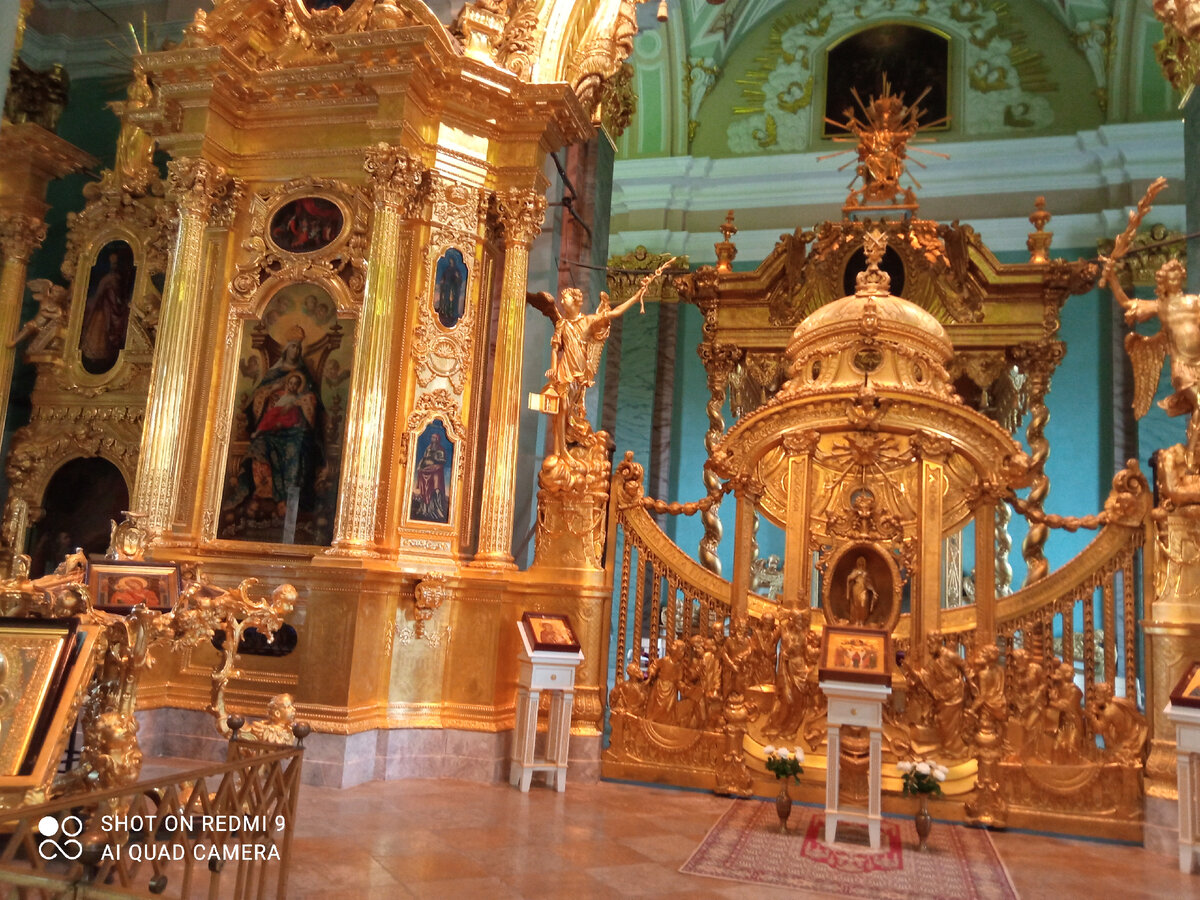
<box><xmin>36</xmin><ymin>815</ymin><xmax>83</xmax><ymax>861</ymax></box>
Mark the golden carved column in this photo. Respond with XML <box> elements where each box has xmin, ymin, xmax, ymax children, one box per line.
<box><xmin>728</xmin><ymin>476</ymin><xmax>761</xmax><ymax>624</ymax></box>
<box><xmin>1011</xmin><ymin>340</ymin><xmax>1064</xmax><ymax>587</ymax></box>
<box><xmin>782</xmin><ymin>432</ymin><xmax>818</xmax><ymax>609</ymax></box>
<box><xmin>696</xmin><ymin>338</ymin><xmax>740</xmax><ymax>575</ymax></box>
<box><xmin>472</xmin><ymin>186</ymin><xmax>546</xmax><ymax>569</ymax></box>
<box><xmin>330</xmin><ymin>145</ymin><xmax>430</xmax><ymax>555</ymax></box>
<box><xmin>915</xmin><ymin>436</ymin><xmax>949</xmax><ymax>662</ymax></box>
<box><xmin>0</xmin><ymin>216</ymin><xmax>46</xmax><ymax>437</ymax></box>
<box><xmin>132</xmin><ymin>158</ymin><xmax>232</xmax><ymax>537</ymax></box>
<box><xmin>974</xmin><ymin>497</ymin><xmax>997</xmax><ymax>644</ymax></box>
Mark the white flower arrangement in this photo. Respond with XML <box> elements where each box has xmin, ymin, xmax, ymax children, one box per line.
<box><xmin>897</xmin><ymin>758</ymin><xmax>948</xmax><ymax>795</ymax></box>
<box><xmin>764</xmin><ymin>745</ymin><xmax>805</xmax><ymax>781</ymax></box>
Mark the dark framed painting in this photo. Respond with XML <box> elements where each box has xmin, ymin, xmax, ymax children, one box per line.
<box><xmin>218</xmin><ymin>282</ymin><xmax>354</xmax><ymax>546</ymax></box>
<box><xmin>78</xmin><ymin>239</ymin><xmax>136</xmax><ymax>374</ymax></box>
<box><xmin>305</xmin><ymin>0</ymin><xmax>355</xmax><ymax>10</ymax></box>
<box><xmin>1171</xmin><ymin>661</ymin><xmax>1200</xmax><ymax>709</ymax></box>
<box><xmin>520</xmin><ymin>612</ymin><xmax>580</xmax><ymax>653</ymax></box>
<box><xmin>409</xmin><ymin>419</ymin><xmax>453</xmax><ymax>524</ymax></box>
<box><xmin>88</xmin><ymin>560</ymin><xmax>180</xmax><ymax>613</ymax></box>
<box><xmin>818</xmin><ymin>625</ymin><xmax>891</xmax><ymax>686</ymax></box>
<box><xmin>269</xmin><ymin>196</ymin><xmax>345</xmax><ymax>255</ymax></box>
<box><xmin>434</xmin><ymin>248</ymin><xmax>469</xmax><ymax>329</ymax></box>
<box><xmin>824</xmin><ymin>24</ymin><xmax>949</xmax><ymax>137</ymax></box>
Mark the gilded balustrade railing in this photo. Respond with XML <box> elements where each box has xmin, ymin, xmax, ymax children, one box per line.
<box><xmin>0</xmin><ymin>735</ymin><xmax>304</xmax><ymax>900</ymax></box>
<box><xmin>605</xmin><ymin>452</ymin><xmax>1154</xmax><ymax>836</ymax></box>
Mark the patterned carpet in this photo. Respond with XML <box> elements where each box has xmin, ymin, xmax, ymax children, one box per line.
<box><xmin>680</xmin><ymin>799</ymin><xmax>1018</xmax><ymax>899</ymax></box>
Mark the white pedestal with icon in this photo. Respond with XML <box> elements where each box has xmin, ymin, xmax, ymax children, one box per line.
<box><xmin>509</xmin><ymin>626</ymin><xmax>583</xmax><ymax>792</ymax></box>
<box><xmin>1166</xmin><ymin>702</ymin><xmax>1200</xmax><ymax>873</ymax></box>
<box><xmin>820</xmin><ymin>679</ymin><xmax>892</xmax><ymax>850</ymax></box>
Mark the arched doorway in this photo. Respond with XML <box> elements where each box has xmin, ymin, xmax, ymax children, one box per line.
<box><xmin>28</xmin><ymin>457</ymin><xmax>129</xmax><ymax>576</ymax></box>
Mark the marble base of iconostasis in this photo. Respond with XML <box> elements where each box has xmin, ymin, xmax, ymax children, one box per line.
<box><xmin>134</xmin><ymin>708</ymin><xmax>603</xmax><ymax>789</ymax></box>
<box><xmin>133</xmin><ymin>557</ymin><xmax>611</xmax><ymax>789</ymax></box>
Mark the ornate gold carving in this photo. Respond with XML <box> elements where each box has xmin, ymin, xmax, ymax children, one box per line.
<box><xmin>3</xmin><ymin>59</ymin><xmax>68</xmax><ymax>133</ymax></box>
<box><xmin>565</xmin><ymin>0</ymin><xmax>637</xmax><ymax>119</ymax></box>
<box><xmin>0</xmin><ymin>215</ymin><xmax>47</xmax><ymax>262</ymax></box>
<box><xmin>494</xmin><ymin>186</ymin><xmax>547</xmax><ymax>246</ymax></box>
<box><xmin>1026</xmin><ymin>196</ymin><xmax>1052</xmax><ymax>264</ymax></box>
<box><xmin>824</xmin><ymin>82</ymin><xmax>946</xmax><ymax>214</ymax></box>
<box><xmin>1154</xmin><ymin>0</ymin><xmax>1200</xmax><ymax>92</ymax></box>
<box><xmin>5</xmin><ymin>406</ymin><xmax>143</xmax><ymax>519</ymax></box>
<box><xmin>231</xmin><ymin>178</ymin><xmax>369</xmax><ymax>309</ymax></box>
<box><xmin>364</xmin><ymin>144</ymin><xmax>433</xmax><ymax>217</ymax></box>
<box><xmin>165</xmin><ymin>158</ymin><xmax>233</xmax><ymax>218</ymax></box>
<box><xmin>496</xmin><ymin>0</ymin><xmax>540</xmax><ymax>77</ymax></box>
<box><xmin>412</xmin><ymin>573</ymin><xmax>448</xmax><ymax>640</ymax></box>
<box><xmin>9</xmin><ymin>279</ymin><xmax>68</xmax><ymax>358</ymax></box>
<box><xmin>599</xmin><ymin>62</ymin><xmax>637</xmax><ymax>137</ymax></box>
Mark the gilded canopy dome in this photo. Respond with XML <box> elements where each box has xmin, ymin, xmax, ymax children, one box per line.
<box><xmin>780</xmin><ymin>231</ymin><xmax>955</xmax><ymax>402</ymax></box>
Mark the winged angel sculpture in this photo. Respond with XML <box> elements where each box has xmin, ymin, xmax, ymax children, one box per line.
<box><xmin>529</xmin><ymin>259</ymin><xmax>674</xmax><ymax>461</ymax></box>
<box><xmin>1104</xmin><ymin>177</ymin><xmax>1200</xmax><ymax>476</ymax></box>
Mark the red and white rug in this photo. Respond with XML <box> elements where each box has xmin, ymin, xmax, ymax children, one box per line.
<box><xmin>680</xmin><ymin>800</ymin><xmax>1018</xmax><ymax>899</ymax></box>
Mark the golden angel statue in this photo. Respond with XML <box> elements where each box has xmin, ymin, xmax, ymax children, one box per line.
<box><xmin>1102</xmin><ymin>177</ymin><xmax>1200</xmax><ymax>470</ymax></box>
<box><xmin>530</xmin><ymin>258</ymin><xmax>675</xmax><ymax>458</ymax></box>
<box><xmin>9</xmin><ymin>279</ymin><xmax>69</xmax><ymax>356</ymax></box>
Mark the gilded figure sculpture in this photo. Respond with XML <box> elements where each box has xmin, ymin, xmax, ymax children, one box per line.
<box><xmin>1048</xmin><ymin>661</ymin><xmax>1086</xmax><ymax>763</ymax></box>
<box><xmin>241</xmin><ymin>693</ymin><xmax>301</xmax><ymax>746</ymax></box>
<box><xmin>1005</xmin><ymin>647</ymin><xmax>1047</xmax><ymax>756</ymax></box>
<box><xmin>609</xmin><ymin>661</ymin><xmax>648</xmax><ymax>715</ymax></box>
<box><xmin>1104</xmin><ymin>178</ymin><xmax>1200</xmax><ymax>472</ymax></box>
<box><xmin>905</xmin><ymin>633</ymin><xmax>969</xmax><ymax>757</ymax></box>
<box><xmin>645</xmin><ymin>638</ymin><xmax>685</xmax><ymax>724</ymax></box>
<box><xmin>533</xmin><ymin>258</ymin><xmax>674</xmax><ymax>459</ymax></box>
<box><xmin>9</xmin><ymin>279</ymin><xmax>69</xmax><ymax>357</ymax></box>
<box><xmin>846</xmin><ymin>555</ymin><xmax>878</xmax><ymax>625</ymax></box>
<box><xmin>1085</xmin><ymin>682</ymin><xmax>1148</xmax><ymax>765</ymax></box>
<box><xmin>764</xmin><ymin>610</ymin><xmax>811</xmax><ymax>739</ymax></box>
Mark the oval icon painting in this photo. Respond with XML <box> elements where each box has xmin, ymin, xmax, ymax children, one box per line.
<box><xmin>269</xmin><ymin>197</ymin><xmax>344</xmax><ymax>254</ymax></box>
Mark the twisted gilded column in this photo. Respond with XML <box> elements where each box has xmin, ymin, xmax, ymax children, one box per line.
<box><xmin>330</xmin><ymin>144</ymin><xmax>430</xmax><ymax>555</ymax></box>
<box><xmin>472</xmin><ymin>187</ymin><xmax>546</xmax><ymax>568</ymax></box>
<box><xmin>696</xmin><ymin>338</ymin><xmax>740</xmax><ymax>575</ymax></box>
<box><xmin>0</xmin><ymin>216</ymin><xmax>46</xmax><ymax>437</ymax></box>
<box><xmin>1011</xmin><ymin>340</ymin><xmax>1064</xmax><ymax>587</ymax></box>
<box><xmin>132</xmin><ymin>158</ymin><xmax>231</xmax><ymax>537</ymax></box>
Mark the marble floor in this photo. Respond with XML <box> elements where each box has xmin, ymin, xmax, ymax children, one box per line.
<box><xmin>284</xmin><ymin>776</ymin><xmax>1200</xmax><ymax>899</ymax></box>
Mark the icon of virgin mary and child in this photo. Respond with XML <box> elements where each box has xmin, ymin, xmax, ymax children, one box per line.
<box><xmin>222</xmin><ymin>326</ymin><xmax>328</xmax><ymax>540</ymax></box>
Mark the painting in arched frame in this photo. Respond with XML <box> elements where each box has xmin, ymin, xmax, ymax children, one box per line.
<box><xmin>78</xmin><ymin>239</ymin><xmax>137</xmax><ymax>374</ymax></box>
<box><xmin>217</xmin><ymin>283</ymin><xmax>354</xmax><ymax>546</ymax></box>
<box><xmin>433</xmin><ymin>248</ymin><xmax>469</xmax><ymax>329</ymax></box>
<box><xmin>409</xmin><ymin>419</ymin><xmax>453</xmax><ymax>525</ymax></box>
<box><xmin>824</xmin><ymin>24</ymin><xmax>949</xmax><ymax>137</ymax></box>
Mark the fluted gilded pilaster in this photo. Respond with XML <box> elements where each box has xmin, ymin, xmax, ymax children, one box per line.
<box><xmin>0</xmin><ymin>216</ymin><xmax>47</xmax><ymax>436</ymax></box>
<box><xmin>472</xmin><ymin>186</ymin><xmax>546</xmax><ymax>568</ymax></box>
<box><xmin>132</xmin><ymin>157</ymin><xmax>232</xmax><ymax>537</ymax></box>
<box><xmin>330</xmin><ymin>144</ymin><xmax>431</xmax><ymax>555</ymax></box>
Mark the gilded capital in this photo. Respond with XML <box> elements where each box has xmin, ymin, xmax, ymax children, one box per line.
<box><xmin>494</xmin><ymin>187</ymin><xmax>547</xmax><ymax>246</ymax></box>
<box><xmin>0</xmin><ymin>215</ymin><xmax>48</xmax><ymax>261</ymax></box>
<box><xmin>363</xmin><ymin>144</ymin><xmax>433</xmax><ymax>217</ymax></box>
<box><xmin>697</xmin><ymin>341</ymin><xmax>741</xmax><ymax>381</ymax></box>
<box><xmin>166</xmin><ymin>158</ymin><xmax>233</xmax><ymax>218</ymax></box>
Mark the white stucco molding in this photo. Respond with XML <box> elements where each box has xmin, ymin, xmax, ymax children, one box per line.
<box><xmin>610</xmin><ymin>121</ymin><xmax>1185</xmax><ymax>260</ymax></box>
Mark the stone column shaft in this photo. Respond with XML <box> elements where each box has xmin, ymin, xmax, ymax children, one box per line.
<box><xmin>331</xmin><ymin>145</ymin><xmax>428</xmax><ymax>554</ymax></box>
<box><xmin>132</xmin><ymin>158</ymin><xmax>230</xmax><ymax>535</ymax></box>
<box><xmin>472</xmin><ymin>187</ymin><xmax>545</xmax><ymax>568</ymax></box>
